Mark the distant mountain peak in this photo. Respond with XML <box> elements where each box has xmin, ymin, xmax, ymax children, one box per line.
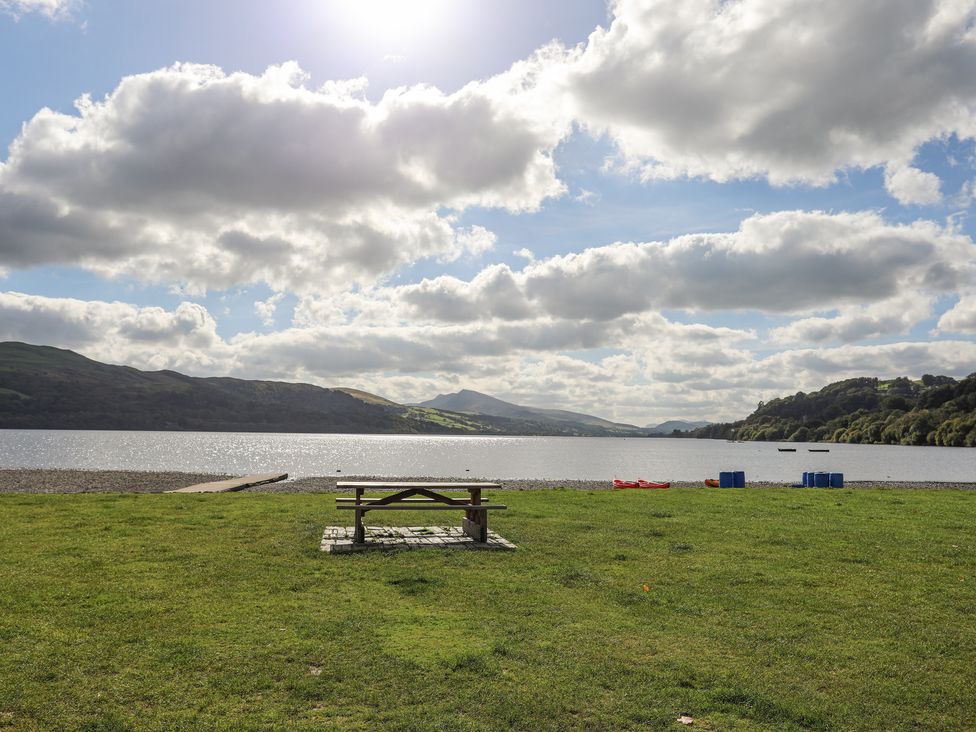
<box><xmin>645</xmin><ymin>419</ymin><xmax>711</xmax><ymax>434</ymax></box>
<box><xmin>417</xmin><ymin>389</ymin><xmax>642</xmax><ymax>432</ymax></box>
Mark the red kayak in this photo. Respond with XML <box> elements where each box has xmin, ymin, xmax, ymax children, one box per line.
<box><xmin>613</xmin><ymin>479</ymin><xmax>670</xmax><ymax>489</ymax></box>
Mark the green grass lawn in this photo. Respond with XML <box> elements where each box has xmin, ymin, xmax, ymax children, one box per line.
<box><xmin>1</xmin><ymin>488</ymin><xmax>975</xmax><ymax>731</ymax></box>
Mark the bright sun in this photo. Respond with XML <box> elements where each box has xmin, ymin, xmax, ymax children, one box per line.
<box><xmin>330</xmin><ymin>0</ymin><xmax>452</xmax><ymax>47</ymax></box>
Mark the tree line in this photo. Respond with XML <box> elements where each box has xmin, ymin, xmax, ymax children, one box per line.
<box><xmin>691</xmin><ymin>373</ymin><xmax>976</xmax><ymax>447</ymax></box>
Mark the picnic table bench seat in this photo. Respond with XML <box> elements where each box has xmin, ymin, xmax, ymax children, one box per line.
<box><xmin>336</xmin><ymin>481</ymin><xmax>506</xmax><ymax>544</ymax></box>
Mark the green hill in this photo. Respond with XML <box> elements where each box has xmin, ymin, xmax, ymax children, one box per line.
<box><xmin>693</xmin><ymin>374</ymin><xmax>976</xmax><ymax>446</ymax></box>
<box><xmin>0</xmin><ymin>342</ymin><xmax>434</xmax><ymax>433</ymax></box>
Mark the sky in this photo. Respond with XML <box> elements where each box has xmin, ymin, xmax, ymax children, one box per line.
<box><xmin>1</xmin><ymin>0</ymin><xmax>975</xmax><ymax>426</ymax></box>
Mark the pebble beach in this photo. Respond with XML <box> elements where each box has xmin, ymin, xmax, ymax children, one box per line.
<box><xmin>0</xmin><ymin>468</ymin><xmax>973</xmax><ymax>493</ymax></box>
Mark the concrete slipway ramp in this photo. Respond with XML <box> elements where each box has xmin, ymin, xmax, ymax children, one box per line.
<box><xmin>166</xmin><ymin>473</ymin><xmax>288</xmax><ymax>493</ymax></box>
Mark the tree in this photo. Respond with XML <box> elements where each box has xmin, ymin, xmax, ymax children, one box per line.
<box><xmin>884</xmin><ymin>395</ymin><xmax>910</xmax><ymax>411</ymax></box>
<box><xmin>683</xmin><ymin>372</ymin><xmax>975</xmax><ymax>447</ymax></box>
<box><xmin>789</xmin><ymin>426</ymin><xmax>810</xmax><ymax>442</ymax></box>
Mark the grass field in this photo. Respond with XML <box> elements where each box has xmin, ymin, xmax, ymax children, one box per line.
<box><xmin>1</xmin><ymin>488</ymin><xmax>975</xmax><ymax>731</ymax></box>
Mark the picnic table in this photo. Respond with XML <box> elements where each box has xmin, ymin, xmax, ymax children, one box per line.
<box><xmin>336</xmin><ymin>481</ymin><xmax>507</xmax><ymax>544</ymax></box>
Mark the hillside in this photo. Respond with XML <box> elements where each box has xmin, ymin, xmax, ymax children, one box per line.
<box><xmin>645</xmin><ymin>420</ymin><xmax>711</xmax><ymax>434</ymax></box>
<box><xmin>0</xmin><ymin>343</ymin><xmax>644</xmax><ymax>436</ymax></box>
<box><xmin>416</xmin><ymin>389</ymin><xmax>645</xmax><ymax>435</ymax></box>
<box><xmin>692</xmin><ymin>374</ymin><xmax>976</xmax><ymax>446</ymax></box>
<box><xmin>0</xmin><ymin>342</ymin><xmax>445</xmax><ymax>433</ymax></box>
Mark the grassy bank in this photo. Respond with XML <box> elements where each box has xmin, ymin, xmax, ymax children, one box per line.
<box><xmin>1</xmin><ymin>488</ymin><xmax>974</xmax><ymax>730</ymax></box>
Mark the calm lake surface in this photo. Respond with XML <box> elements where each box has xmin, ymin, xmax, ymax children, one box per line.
<box><xmin>0</xmin><ymin>429</ymin><xmax>973</xmax><ymax>481</ymax></box>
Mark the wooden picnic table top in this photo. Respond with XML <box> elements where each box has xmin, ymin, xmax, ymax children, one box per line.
<box><xmin>336</xmin><ymin>481</ymin><xmax>500</xmax><ymax>489</ymax></box>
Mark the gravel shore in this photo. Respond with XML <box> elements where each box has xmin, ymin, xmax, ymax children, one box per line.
<box><xmin>0</xmin><ymin>469</ymin><xmax>233</xmax><ymax>493</ymax></box>
<box><xmin>0</xmin><ymin>469</ymin><xmax>972</xmax><ymax>493</ymax></box>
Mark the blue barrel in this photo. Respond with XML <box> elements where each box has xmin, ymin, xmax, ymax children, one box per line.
<box><xmin>829</xmin><ymin>472</ymin><xmax>844</xmax><ymax>488</ymax></box>
<box><xmin>802</xmin><ymin>471</ymin><xmax>810</xmax><ymax>486</ymax></box>
<box><xmin>733</xmin><ymin>470</ymin><xmax>745</xmax><ymax>488</ymax></box>
<box><xmin>814</xmin><ymin>472</ymin><xmax>830</xmax><ymax>488</ymax></box>
<box><xmin>719</xmin><ymin>471</ymin><xmax>734</xmax><ymax>488</ymax></box>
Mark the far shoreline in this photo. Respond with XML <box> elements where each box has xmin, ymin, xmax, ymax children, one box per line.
<box><xmin>0</xmin><ymin>468</ymin><xmax>974</xmax><ymax>493</ymax></box>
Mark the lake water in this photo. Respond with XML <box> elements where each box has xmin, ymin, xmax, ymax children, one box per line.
<box><xmin>0</xmin><ymin>429</ymin><xmax>973</xmax><ymax>482</ymax></box>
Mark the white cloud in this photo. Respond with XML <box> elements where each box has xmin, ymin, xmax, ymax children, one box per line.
<box><xmin>567</xmin><ymin>0</ymin><xmax>976</xmax><ymax>189</ymax></box>
<box><xmin>769</xmin><ymin>295</ymin><xmax>936</xmax><ymax>344</ymax></box>
<box><xmin>574</xmin><ymin>188</ymin><xmax>599</xmax><ymax>205</ymax></box>
<box><xmin>736</xmin><ymin>340</ymin><xmax>976</xmax><ymax>387</ymax></box>
<box><xmin>884</xmin><ymin>163</ymin><xmax>943</xmax><ymax>205</ymax></box>
<box><xmin>3</xmin><ymin>3</ymin><xmax>974</xmax><ymax>296</ymax></box>
<box><xmin>0</xmin><ymin>0</ymin><xmax>77</xmax><ymax>19</ymax></box>
<box><xmin>0</xmin><ymin>60</ymin><xmax>569</xmax><ymax>293</ymax></box>
<box><xmin>230</xmin><ymin>311</ymin><xmax>754</xmax><ymax>379</ymax></box>
<box><xmin>254</xmin><ymin>293</ymin><xmax>285</xmax><ymax>328</ymax></box>
<box><xmin>936</xmin><ymin>295</ymin><xmax>976</xmax><ymax>333</ymax></box>
<box><xmin>446</xmin><ymin>225</ymin><xmax>496</xmax><ymax>260</ymax></box>
<box><xmin>388</xmin><ymin>211</ymin><xmax>976</xmax><ymax>323</ymax></box>
<box><xmin>952</xmin><ymin>177</ymin><xmax>976</xmax><ymax>208</ymax></box>
<box><xmin>0</xmin><ymin>292</ymin><xmax>223</xmax><ymax>371</ymax></box>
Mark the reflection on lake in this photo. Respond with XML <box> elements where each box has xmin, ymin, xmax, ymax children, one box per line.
<box><xmin>0</xmin><ymin>429</ymin><xmax>973</xmax><ymax>481</ymax></box>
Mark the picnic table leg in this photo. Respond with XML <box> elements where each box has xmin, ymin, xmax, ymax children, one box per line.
<box><xmin>474</xmin><ymin>488</ymin><xmax>487</xmax><ymax>542</ymax></box>
<box><xmin>462</xmin><ymin>487</ymin><xmax>487</xmax><ymax>543</ymax></box>
<box><xmin>353</xmin><ymin>487</ymin><xmax>366</xmax><ymax>543</ymax></box>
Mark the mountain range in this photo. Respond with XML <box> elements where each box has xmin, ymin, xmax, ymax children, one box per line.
<box><xmin>5</xmin><ymin>342</ymin><xmax>970</xmax><ymax>445</ymax></box>
<box><xmin>0</xmin><ymin>342</ymin><xmax>653</xmax><ymax>436</ymax></box>
<box><xmin>644</xmin><ymin>419</ymin><xmax>711</xmax><ymax>434</ymax></box>
<box><xmin>416</xmin><ymin>389</ymin><xmax>643</xmax><ymax>433</ymax></box>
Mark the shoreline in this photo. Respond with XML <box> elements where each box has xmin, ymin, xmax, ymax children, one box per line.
<box><xmin>0</xmin><ymin>468</ymin><xmax>973</xmax><ymax>493</ymax></box>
